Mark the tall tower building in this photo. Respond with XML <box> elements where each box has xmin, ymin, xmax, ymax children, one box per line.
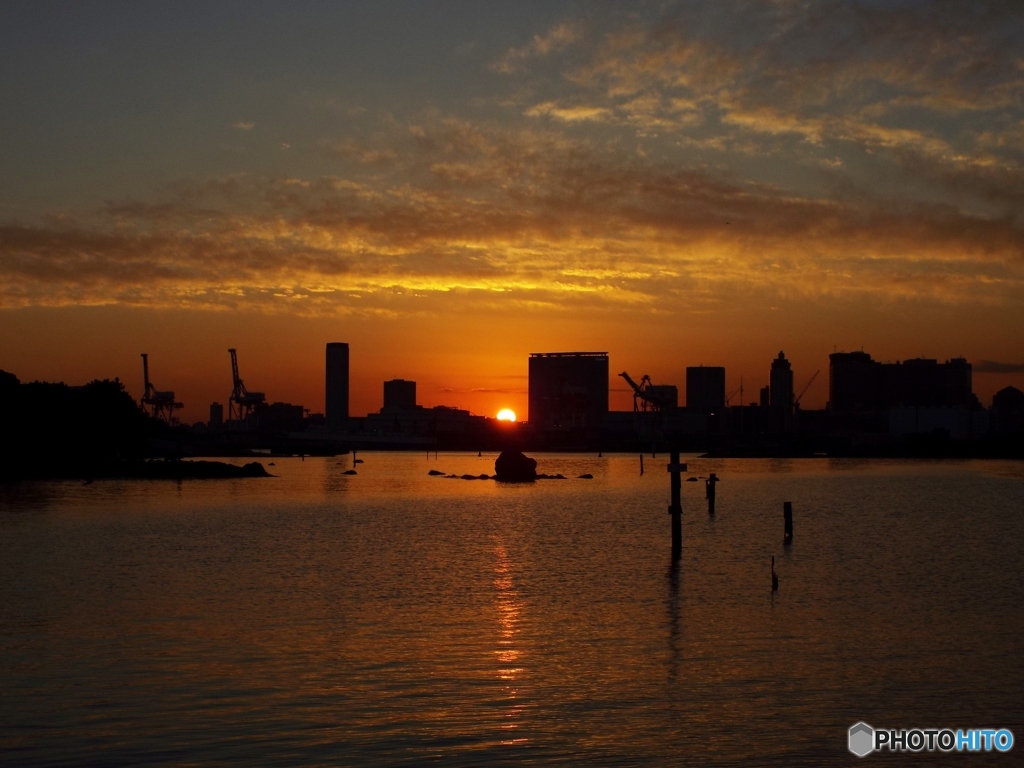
<box><xmin>326</xmin><ymin>342</ymin><xmax>349</xmax><ymax>429</ymax></box>
<box><xmin>770</xmin><ymin>351</ymin><xmax>794</xmax><ymax>413</ymax></box>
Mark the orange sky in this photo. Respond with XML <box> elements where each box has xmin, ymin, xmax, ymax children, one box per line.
<box><xmin>2</xmin><ymin>2</ymin><xmax>1023</xmax><ymax>421</ymax></box>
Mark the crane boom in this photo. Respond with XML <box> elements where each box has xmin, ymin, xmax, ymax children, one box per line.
<box><xmin>795</xmin><ymin>369</ymin><xmax>820</xmax><ymax>407</ymax></box>
<box><xmin>619</xmin><ymin>371</ymin><xmax>644</xmax><ymax>397</ymax></box>
<box><xmin>619</xmin><ymin>371</ymin><xmax>677</xmax><ymax>412</ymax></box>
<box><xmin>229</xmin><ymin>348</ymin><xmax>247</xmax><ymax>398</ymax></box>
<box><xmin>139</xmin><ymin>353</ymin><xmax>182</xmax><ymax>423</ymax></box>
<box><xmin>141</xmin><ymin>353</ymin><xmax>153</xmax><ymax>398</ymax></box>
<box><xmin>227</xmin><ymin>348</ymin><xmax>265</xmax><ymax>422</ymax></box>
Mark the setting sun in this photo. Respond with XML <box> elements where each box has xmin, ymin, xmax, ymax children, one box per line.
<box><xmin>496</xmin><ymin>408</ymin><xmax>517</xmax><ymax>422</ymax></box>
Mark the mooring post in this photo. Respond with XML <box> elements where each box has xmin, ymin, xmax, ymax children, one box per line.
<box><xmin>640</xmin><ymin>454</ymin><xmax>644</xmax><ymax>475</ymax></box>
<box><xmin>783</xmin><ymin>501</ymin><xmax>793</xmax><ymax>542</ymax></box>
<box><xmin>706</xmin><ymin>472</ymin><xmax>719</xmax><ymax>515</ymax></box>
<box><xmin>667</xmin><ymin>449</ymin><xmax>685</xmax><ymax>559</ymax></box>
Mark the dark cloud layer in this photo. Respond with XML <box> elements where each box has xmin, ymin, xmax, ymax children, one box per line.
<box><xmin>975</xmin><ymin>360</ymin><xmax>1024</xmax><ymax>374</ymax></box>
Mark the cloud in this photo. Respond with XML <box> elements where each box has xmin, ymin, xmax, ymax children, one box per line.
<box><xmin>524</xmin><ymin>101</ymin><xmax>612</xmax><ymax>123</ymax></box>
<box><xmin>494</xmin><ymin>20</ymin><xmax>582</xmax><ymax>73</ymax></box>
<box><xmin>2</xmin><ymin>113</ymin><xmax>1023</xmax><ymax>316</ymax></box>
<box><xmin>509</xmin><ymin>0</ymin><xmax>1024</xmax><ymax>218</ymax></box>
<box><xmin>974</xmin><ymin>360</ymin><xmax>1024</xmax><ymax>374</ymax></box>
<box><xmin>231</xmin><ymin>121</ymin><xmax>256</xmax><ymax>130</ymax></box>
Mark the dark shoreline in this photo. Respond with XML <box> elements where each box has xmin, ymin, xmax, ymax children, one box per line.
<box><xmin>2</xmin><ymin>459</ymin><xmax>272</xmax><ymax>482</ymax></box>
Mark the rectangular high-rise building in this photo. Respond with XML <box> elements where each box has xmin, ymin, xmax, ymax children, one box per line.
<box><xmin>686</xmin><ymin>366</ymin><xmax>726</xmax><ymax>412</ymax></box>
<box><xmin>383</xmin><ymin>379</ymin><xmax>416</xmax><ymax>410</ymax></box>
<box><xmin>828</xmin><ymin>351</ymin><xmax>879</xmax><ymax>411</ymax></box>
<box><xmin>326</xmin><ymin>342</ymin><xmax>349</xmax><ymax>429</ymax></box>
<box><xmin>829</xmin><ymin>351</ymin><xmax>975</xmax><ymax>411</ymax></box>
<box><xmin>528</xmin><ymin>352</ymin><xmax>608</xmax><ymax>431</ymax></box>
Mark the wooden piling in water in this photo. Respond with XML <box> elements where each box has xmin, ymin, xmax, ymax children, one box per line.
<box><xmin>668</xmin><ymin>449</ymin><xmax>685</xmax><ymax>560</ymax></box>
<box><xmin>706</xmin><ymin>472</ymin><xmax>719</xmax><ymax>515</ymax></box>
<box><xmin>640</xmin><ymin>454</ymin><xmax>644</xmax><ymax>475</ymax></box>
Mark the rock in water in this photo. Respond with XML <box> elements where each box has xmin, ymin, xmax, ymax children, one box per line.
<box><xmin>494</xmin><ymin>450</ymin><xmax>537</xmax><ymax>482</ymax></box>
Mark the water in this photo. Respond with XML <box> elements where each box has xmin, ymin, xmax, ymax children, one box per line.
<box><xmin>2</xmin><ymin>454</ymin><xmax>1023</xmax><ymax>766</ymax></box>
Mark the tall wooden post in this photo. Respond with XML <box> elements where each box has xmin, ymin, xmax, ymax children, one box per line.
<box><xmin>668</xmin><ymin>449</ymin><xmax>685</xmax><ymax>560</ymax></box>
<box><xmin>706</xmin><ymin>472</ymin><xmax>719</xmax><ymax>515</ymax></box>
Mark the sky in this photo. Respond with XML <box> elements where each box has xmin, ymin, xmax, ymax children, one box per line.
<box><xmin>2</xmin><ymin>0</ymin><xmax>1023</xmax><ymax>422</ymax></box>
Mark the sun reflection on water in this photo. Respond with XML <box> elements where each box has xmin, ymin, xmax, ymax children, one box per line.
<box><xmin>492</xmin><ymin>541</ymin><xmax>527</xmax><ymax>745</ymax></box>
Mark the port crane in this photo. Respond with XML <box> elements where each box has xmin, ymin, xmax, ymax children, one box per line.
<box><xmin>619</xmin><ymin>371</ymin><xmax>677</xmax><ymax>412</ymax></box>
<box><xmin>140</xmin><ymin>353</ymin><xmax>183</xmax><ymax>423</ymax></box>
<box><xmin>228</xmin><ymin>348</ymin><xmax>266</xmax><ymax>421</ymax></box>
<box><xmin>794</xmin><ymin>369</ymin><xmax>820</xmax><ymax>409</ymax></box>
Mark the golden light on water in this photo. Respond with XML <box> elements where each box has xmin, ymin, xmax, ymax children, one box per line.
<box><xmin>496</xmin><ymin>409</ymin><xmax>517</xmax><ymax>422</ymax></box>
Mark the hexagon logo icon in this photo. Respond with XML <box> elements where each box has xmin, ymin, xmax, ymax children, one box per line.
<box><xmin>849</xmin><ymin>722</ymin><xmax>875</xmax><ymax>757</ymax></box>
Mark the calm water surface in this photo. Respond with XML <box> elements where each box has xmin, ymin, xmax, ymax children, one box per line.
<box><xmin>2</xmin><ymin>454</ymin><xmax>1023</xmax><ymax>766</ymax></box>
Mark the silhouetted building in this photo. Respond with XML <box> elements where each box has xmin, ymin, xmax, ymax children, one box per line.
<box><xmin>888</xmin><ymin>406</ymin><xmax>989</xmax><ymax>440</ymax></box>
<box><xmin>941</xmin><ymin>357</ymin><xmax>973</xmax><ymax>407</ymax></box>
<box><xmin>992</xmin><ymin>386</ymin><xmax>1024</xmax><ymax>433</ymax></box>
<box><xmin>209</xmin><ymin>402</ymin><xmax>223</xmax><ymax>428</ymax></box>
<box><xmin>326</xmin><ymin>342</ymin><xmax>349</xmax><ymax>429</ymax></box>
<box><xmin>528</xmin><ymin>352</ymin><xmax>608</xmax><ymax>431</ymax></box>
<box><xmin>829</xmin><ymin>351</ymin><xmax>976</xmax><ymax>411</ymax></box>
<box><xmin>686</xmin><ymin>366</ymin><xmax>725</xmax><ymax>412</ymax></box>
<box><xmin>770</xmin><ymin>351</ymin><xmax>794</xmax><ymax>413</ymax></box>
<box><xmin>257</xmin><ymin>402</ymin><xmax>305</xmax><ymax>434</ymax></box>
<box><xmin>649</xmin><ymin>384</ymin><xmax>679</xmax><ymax>410</ymax></box>
<box><xmin>365</xmin><ymin>403</ymin><xmax>484</xmax><ymax>437</ymax></box>
<box><xmin>897</xmin><ymin>357</ymin><xmax>973</xmax><ymax>408</ymax></box>
<box><xmin>759</xmin><ymin>386</ymin><xmax>770</xmax><ymax>408</ymax></box>
<box><xmin>828</xmin><ymin>351</ymin><xmax>878</xmax><ymax>411</ymax></box>
<box><xmin>383</xmin><ymin>379</ymin><xmax>416</xmax><ymax>410</ymax></box>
